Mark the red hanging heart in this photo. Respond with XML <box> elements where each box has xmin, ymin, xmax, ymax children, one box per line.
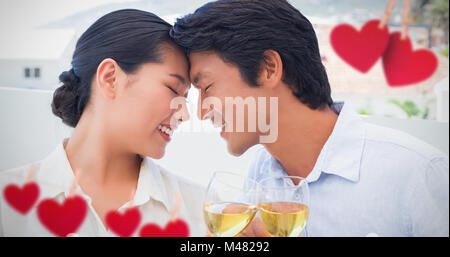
<box><xmin>331</xmin><ymin>19</ymin><xmax>390</xmax><ymax>73</ymax></box>
<box><xmin>3</xmin><ymin>182</ymin><xmax>40</xmax><ymax>215</ymax></box>
<box><xmin>139</xmin><ymin>219</ymin><xmax>189</xmax><ymax>237</ymax></box>
<box><xmin>382</xmin><ymin>32</ymin><xmax>438</xmax><ymax>87</ymax></box>
<box><xmin>106</xmin><ymin>207</ymin><xmax>142</xmax><ymax>237</ymax></box>
<box><xmin>37</xmin><ymin>195</ymin><xmax>87</xmax><ymax>237</ymax></box>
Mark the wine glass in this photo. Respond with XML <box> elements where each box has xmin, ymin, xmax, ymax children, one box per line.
<box><xmin>203</xmin><ymin>171</ymin><xmax>259</xmax><ymax>237</ymax></box>
<box><xmin>258</xmin><ymin>176</ymin><xmax>310</xmax><ymax>237</ymax></box>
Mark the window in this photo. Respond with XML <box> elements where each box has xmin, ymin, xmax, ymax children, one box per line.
<box><xmin>34</xmin><ymin>68</ymin><xmax>40</xmax><ymax>78</ymax></box>
<box><xmin>24</xmin><ymin>67</ymin><xmax>41</xmax><ymax>79</ymax></box>
<box><xmin>24</xmin><ymin>68</ymin><xmax>31</xmax><ymax>78</ymax></box>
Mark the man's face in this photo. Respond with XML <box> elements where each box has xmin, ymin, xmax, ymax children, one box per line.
<box><xmin>189</xmin><ymin>51</ymin><xmax>266</xmax><ymax>156</ymax></box>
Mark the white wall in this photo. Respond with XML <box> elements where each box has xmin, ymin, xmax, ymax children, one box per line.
<box><xmin>0</xmin><ymin>88</ymin><xmax>448</xmax><ymax>187</ymax></box>
<box><xmin>0</xmin><ymin>87</ymin><xmax>73</xmax><ymax>170</ymax></box>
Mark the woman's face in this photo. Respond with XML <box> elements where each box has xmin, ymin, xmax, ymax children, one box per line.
<box><xmin>109</xmin><ymin>43</ymin><xmax>190</xmax><ymax>159</ymax></box>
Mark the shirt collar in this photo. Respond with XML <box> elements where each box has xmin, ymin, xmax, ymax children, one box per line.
<box><xmin>136</xmin><ymin>157</ymin><xmax>171</xmax><ymax>211</ymax></box>
<box><xmin>268</xmin><ymin>102</ymin><xmax>365</xmax><ymax>183</ymax></box>
<box><xmin>36</xmin><ymin>138</ymin><xmax>77</xmax><ymax>199</ymax></box>
<box><xmin>307</xmin><ymin>102</ymin><xmax>365</xmax><ymax>183</ymax></box>
<box><xmin>37</xmin><ymin>139</ymin><xmax>171</xmax><ymax>211</ymax></box>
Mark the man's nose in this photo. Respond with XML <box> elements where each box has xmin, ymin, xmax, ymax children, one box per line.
<box><xmin>197</xmin><ymin>95</ymin><xmax>209</xmax><ymax>121</ymax></box>
<box><xmin>180</xmin><ymin>102</ymin><xmax>190</xmax><ymax>123</ymax></box>
<box><xmin>171</xmin><ymin>100</ymin><xmax>190</xmax><ymax>127</ymax></box>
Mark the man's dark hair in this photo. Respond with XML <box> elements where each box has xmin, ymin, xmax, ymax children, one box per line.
<box><xmin>170</xmin><ymin>0</ymin><xmax>333</xmax><ymax>109</ymax></box>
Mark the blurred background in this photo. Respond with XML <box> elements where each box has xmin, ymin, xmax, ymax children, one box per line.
<box><xmin>0</xmin><ymin>0</ymin><xmax>448</xmax><ymax>186</ymax></box>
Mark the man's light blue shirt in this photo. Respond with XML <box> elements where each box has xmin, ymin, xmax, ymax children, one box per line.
<box><xmin>247</xmin><ymin>102</ymin><xmax>449</xmax><ymax>236</ymax></box>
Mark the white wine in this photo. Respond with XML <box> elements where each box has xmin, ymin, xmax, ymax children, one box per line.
<box><xmin>204</xmin><ymin>202</ymin><xmax>258</xmax><ymax>237</ymax></box>
<box><xmin>259</xmin><ymin>202</ymin><xmax>309</xmax><ymax>237</ymax></box>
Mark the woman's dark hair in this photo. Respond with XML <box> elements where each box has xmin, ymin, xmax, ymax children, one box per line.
<box><xmin>170</xmin><ymin>0</ymin><xmax>333</xmax><ymax>109</ymax></box>
<box><xmin>52</xmin><ymin>9</ymin><xmax>174</xmax><ymax>127</ymax></box>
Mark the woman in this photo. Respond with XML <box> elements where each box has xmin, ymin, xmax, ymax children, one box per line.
<box><xmin>0</xmin><ymin>9</ymin><xmax>205</xmax><ymax>237</ymax></box>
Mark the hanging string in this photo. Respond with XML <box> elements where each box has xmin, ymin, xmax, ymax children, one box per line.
<box><xmin>401</xmin><ymin>0</ymin><xmax>411</xmax><ymax>39</ymax></box>
<box><xmin>379</xmin><ymin>0</ymin><xmax>399</xmax><ymax>29</ymax></box>
<box><xmin>69</xmin><ymin>169</ymin><xmax>81</xmax><ymax>198</ymax></box>
<box><xmin>353</xmin><ymin>0</ymin><xmax>410</xmax><ymax>37</ymax></box>
<box><xmin>128</xmin><ymin>189</ymin><xmax>136</xmax><ymax>210</ymax></box>
<box><xmin>170</xmin><ymin>193</ymin><xmax>182</xmax><ymax>222</ymax></box>
<box><xmin>26</xmin><ymin>163</ymin><xmax>36</xmax><ymax>183</ymax></box>
<box><xmin>2</xmin><ymin>167</ymin><xmax>68</xmax><ymax>192</ymax></box>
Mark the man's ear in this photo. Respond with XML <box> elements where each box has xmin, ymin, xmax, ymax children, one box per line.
<box><xmin>258</xmin><ymin>50</ymin><xmax>283</xmax><ymax>89</ymax></box>
<box><xmin>96</xmin><ymin>58</ymin><xmax>120</xmax><ymax>99</ymax></box>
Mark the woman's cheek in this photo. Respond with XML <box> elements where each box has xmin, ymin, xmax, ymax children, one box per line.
<box><xmin>151</xmin><ymin>92</ymin><xmax>176</xmax><ymax>122</ymax></box>
<box><xmin>165</xmin><ymin>91</ymin><xmax>179</xmax><ymax>113</ymax></box>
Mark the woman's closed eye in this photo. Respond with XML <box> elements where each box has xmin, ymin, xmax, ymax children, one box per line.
<box><xmin>166</xmin><ymin>85</ymin><xmax>179</xmax><ymax>95</ymax></box>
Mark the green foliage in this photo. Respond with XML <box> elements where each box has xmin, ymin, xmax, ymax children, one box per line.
<box><xmin>441</xmin><ymin>46</ymin><xmax>449</xmax><ymax>57</ymax></box>
<box><xmin>389</xmin><ymin>98</ymin><xmax>433</xmax><ymax>119</ymax></box>
<box><xmin>413</xmin><ymin>0</ymin><xmax>449</xmax><ymax>26</ymax></box>
<box><xmin>359</xmin><ymin>108</ymin><xmax>371</xmax><ymax>115</ymax></box>
<box><xmin>412</xmin><ymin>0</ymin><xmax>449</xmax><ymax>42</ymax></box>
<box><xmin>389</xmin><ymin>99</ymin><xmax>421</xmax><ymax>118</ymax></box>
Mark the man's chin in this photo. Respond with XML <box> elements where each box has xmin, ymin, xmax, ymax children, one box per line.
<box><xmin>228</xmin><ymin>148</ymin><xmax>245</xmax><ymax>157</ymax></box>
<box><xmin>226</xmin><ymin>141</ymin><xmax>253</xmax><ymax>157</ymax></box>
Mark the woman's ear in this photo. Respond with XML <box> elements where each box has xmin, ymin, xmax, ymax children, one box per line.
<box><xmin>258</xmin><ymin>50</ymin><xmax>283</xmax><ymax>89</ymax></box>
<box><xmin>96</xmin><ymin>58</ymin><xmax>120</xmax><ymax>99</ymax></box>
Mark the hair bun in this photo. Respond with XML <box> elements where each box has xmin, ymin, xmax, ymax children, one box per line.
<box><xmin>51</xmin><ymin>69</ymin><xmax>81</xmax><ymax>127</ymax></box>
<box><xmin>59</xmin><ymin>69</ymin><xmax>79</xmax><ymax>91</ymax></box>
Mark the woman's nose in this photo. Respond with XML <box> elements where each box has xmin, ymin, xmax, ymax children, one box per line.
<box><xmin>170</xmin><ymin>97</ymin><xmax>190</xmax><ymax>123</ymax></box>
<box><xmin>180</xmin><ymin>102</ymin><xmax>190</xmax><ymax>123</ymax></box>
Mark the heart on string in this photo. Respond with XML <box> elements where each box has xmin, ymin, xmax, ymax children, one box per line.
<box><xmin>331</xmin><ymin>19</ymin><xmax>390</xmax><ymax>73</ymax></box>
<box><xmin>37</xmin><ymin>195</ymin><xmax>87</xmax><ymax>237</ymax></box>
<box><xmin>106</xmin><ymin>207</ymin><xmax>142</xmax><ymax>237</ymax></box>
<box><xmin>382</xmin><ymin>32</ymin><xmax>438</xmax><ymax>87</ymax></box>
<box><xmin>139</xmin><ymin>219</ymin><xmax>189</xmax><ymax>237</ymax></box>
<box><xmin>3</xmin><ymin>182</ymin><xmax>40</xmax><ymax>215</ymax></box>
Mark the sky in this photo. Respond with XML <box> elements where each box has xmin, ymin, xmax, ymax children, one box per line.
<box><xmin>0</xmin><ymin>0</ymin><xmax>137</xmax><ymax>31</ymax></box>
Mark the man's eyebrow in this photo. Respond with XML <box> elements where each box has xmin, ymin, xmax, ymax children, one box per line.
<box><xmin>169</xmin><ymin>74</ymin><xmax>187</xmax><ymax>85</ymax></box>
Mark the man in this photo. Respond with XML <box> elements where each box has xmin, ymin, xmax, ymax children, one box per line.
<box><xmin>170</xmin><ymin>0</ymin><xmax>449</xmax><ymax>236</ymax></box>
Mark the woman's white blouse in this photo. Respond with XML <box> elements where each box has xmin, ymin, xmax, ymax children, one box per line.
<box><xmin>0</xmin><ymin>139</ymin><xmax>207</xmax><ymax>237</ymax></box>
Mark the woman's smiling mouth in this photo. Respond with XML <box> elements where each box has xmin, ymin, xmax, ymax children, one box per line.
<box><xmin>158</xmin><ymin>124</ymin><xmax>173</xmax><ymax>142</ymax></box>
